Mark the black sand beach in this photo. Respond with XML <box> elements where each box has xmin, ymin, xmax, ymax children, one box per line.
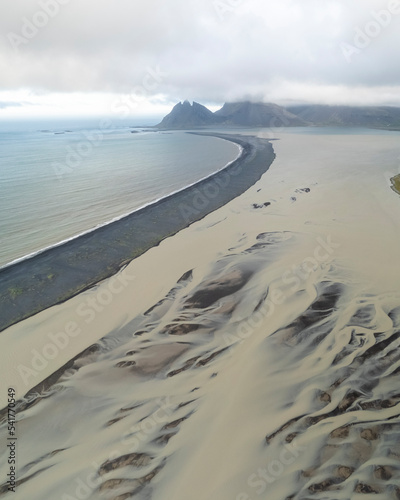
<box><xmin>0</xmin><ymin>133</ymin><xmax>275</xmax><ymax>331</ymax></box>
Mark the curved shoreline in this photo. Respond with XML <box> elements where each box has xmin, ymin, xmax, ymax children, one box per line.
<box><xmin>0</xmin><ymin>133</ymin><xmax>275</xmax><ymax>332</ymax></box>
<box><xmin>0</xmin><ymin>139</ymin><xmax>243</xmax><ymax>272</ymax></box>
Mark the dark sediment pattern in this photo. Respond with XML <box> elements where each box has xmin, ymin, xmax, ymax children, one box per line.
<box><xmin>2</xmin><ymin>228</ymin><xmax>399</xmax><ymax>499</ymax></box>
<box><xmin>0</xmin><ymin>133</ymin><xmax>275</xmax><ymax>331</ymax></box>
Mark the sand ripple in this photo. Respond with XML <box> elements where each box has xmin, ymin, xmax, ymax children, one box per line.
<box><xmin>1</xmin><ymin>229</ymin><xmax>400</xmax><ymax>499</ymax></box>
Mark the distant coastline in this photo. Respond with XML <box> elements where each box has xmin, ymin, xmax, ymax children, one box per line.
<box><xmin>0</xmin><ymin>132</ymin><xmax>275</xmax><ymax>332</ymax></box>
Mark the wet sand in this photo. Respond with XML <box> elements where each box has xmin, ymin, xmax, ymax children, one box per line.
<box><xmin>1</xmin><ymin>131</ymin><xmax>400</xmax><ymax>500</ymax></box>
<box><xmin>0</xmin><ymin>133</ymin><xmax>275</xmax><ymax>332</ymax></box>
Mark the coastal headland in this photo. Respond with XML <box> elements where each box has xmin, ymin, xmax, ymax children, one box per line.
<box><xmin>0</xmin><ymin>133</ymin><xmax>275</xmax><ymax>331</ymax></box>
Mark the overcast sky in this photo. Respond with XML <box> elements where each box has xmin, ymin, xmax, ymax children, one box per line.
<box><xmin>1</xmin><ymin>0</ymin><xmax>400</xmax><ymax>118</ymax></box>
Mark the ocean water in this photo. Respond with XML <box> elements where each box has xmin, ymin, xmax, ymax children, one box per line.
<box><xmin>0</xmin><ymin>120</ymin><xmax>240</xmax><ymax>268</ymax></box>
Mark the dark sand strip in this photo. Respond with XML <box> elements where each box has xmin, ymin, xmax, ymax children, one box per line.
<box><xmin>0</xmin><ymin>133</ymin><xmax>275</xmax><ymax>331</ymax></box>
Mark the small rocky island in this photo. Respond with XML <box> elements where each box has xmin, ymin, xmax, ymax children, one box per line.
<box><xmin>391</xmin><ymin>174</ymin><xmax>400</xmax><ymax>195</ymax></box>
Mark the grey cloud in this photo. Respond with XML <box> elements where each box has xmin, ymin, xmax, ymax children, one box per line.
<box><xmin>1</xmin><ymin>0</ymin><xmax>400</xmax><ymax>104</ymax></box>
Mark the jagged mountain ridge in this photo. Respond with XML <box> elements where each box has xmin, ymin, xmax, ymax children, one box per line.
<box><xmin>156</xmin><ymin>100</ymin><xmax>306</xmax><ymax>129</ymax></box>
<box><xmin>156</xmin><ymin>100</ymin><xmax>400</xmax><ymax>129</ymax></box>
<box><xmin>156</xmin><ymin>100</ymin><xmax>223</xmax><ymax>129</ymax></box>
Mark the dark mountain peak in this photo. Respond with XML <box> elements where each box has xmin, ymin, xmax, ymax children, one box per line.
<box><xmin>156</xmin><ymin>101</ymin><xmax>221</xmax><ymax>129</ymax></box>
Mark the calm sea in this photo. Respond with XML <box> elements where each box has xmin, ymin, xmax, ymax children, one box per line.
<box><xmin>0</xmin><ymin>119</ymin><xmax>240</xmax><ymax>268</ymax></box>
